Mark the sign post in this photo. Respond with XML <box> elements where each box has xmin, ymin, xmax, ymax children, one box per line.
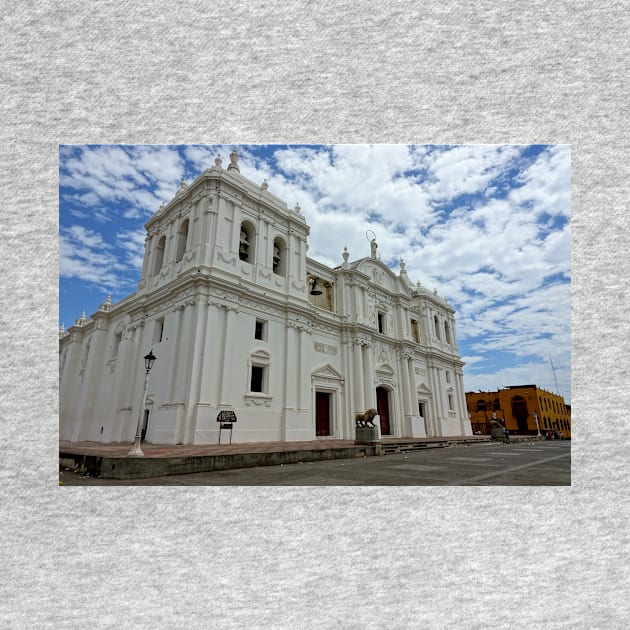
<box><xmin>217</xmin><ymin>410</ymin><xmax>237</xmax><ymax>444</ymax></box>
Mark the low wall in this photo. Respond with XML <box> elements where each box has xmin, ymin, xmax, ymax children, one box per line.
<box><xmin>60</xmin><ymin>445</ymin><xmax>382</xmax><ymax>480</ymax></box>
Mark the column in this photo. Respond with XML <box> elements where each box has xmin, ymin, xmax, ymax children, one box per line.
<box><xmin>456</xmin><ymin>371</ymin><xmax>470</xmax><ymax>435</ymax></box>
<box><xmin>407</xmin><ymin>358</ymin><xmax>418</xmax><ymax>411</ymax></box>
<box><xmin>352</xmin><ymin>341</ymin><xmax>365</xmax><ymax>413</ymax></box>
<box><xmin>218</xmin><ymin>305</ymin><xmax>236</xmax><ymax>405</ymax></box>
<box><xmin>167</xmin><ymin>305</ymin><xmax>184</xmax><ymax>401</ymax></box>
<box><xmin>363</xmin><ymin>342</ymin><xmax>375</xmax><ymax>409</ymax></box>
<box><xmin>283</xmin><ymin>323</ymin><xmax>298</xmax><ymax>410</ymax></box>
<box><xmin>183</xmin><ymin>298</ymin><xmax>208</xmax><ymax>443</ymax></box>
<box><xmin>296</xmin><ymin>324</ymin><xmax>310</xmax><ymax>410</ymax></box>
<box><xmin>428</xmin><ymin>364</ymin><xmax>442</xmax><ymax>436</ymax></box>
<box><xmin>398</xmin><ymin>352</ymin><xmax>409</xmax><ymax>416</ymax></box>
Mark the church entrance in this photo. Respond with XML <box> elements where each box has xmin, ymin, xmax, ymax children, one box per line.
<box><xmin>376</xmin><ymin>387</ymin><xmax>391</xmax><ymax>435</ymax></box>
<box><xmin>315</xmin><ymin>391</ymin><xmax>331</xmax><ymax>436</ymax></box>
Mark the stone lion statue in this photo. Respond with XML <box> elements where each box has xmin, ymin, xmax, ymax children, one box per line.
<box><xmin>355</xmin><ymin>408</ymin><xmax>378</xmax><ymax>428</ymax></box>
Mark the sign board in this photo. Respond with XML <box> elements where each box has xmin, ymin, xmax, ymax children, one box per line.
<box><xmin>217</xmin><ymin>410</ymin><xmax>237</xmax><ymax>423</ymax></box>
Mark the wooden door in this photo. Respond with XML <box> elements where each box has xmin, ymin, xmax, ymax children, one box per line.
<box><xmin>316</xmin><ymin>392</ymin><xmax>331</xmax><ymax>436</ymax></box>
<box><xmin>376</xmin><ymin>387</ymin><xmax>390</xmax><ymax>435</ymax></box>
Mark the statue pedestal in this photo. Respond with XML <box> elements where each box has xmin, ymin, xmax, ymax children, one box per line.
<box><xmin>355</xmin><ymin>426</ymin><xmax>380</xmax><ymax>444</ymax></box>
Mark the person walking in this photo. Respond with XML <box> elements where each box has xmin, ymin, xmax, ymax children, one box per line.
<box><xmin>504</xmin><ymin>428</ymin><xmax>510</xmax><ymax>443</ymax></box>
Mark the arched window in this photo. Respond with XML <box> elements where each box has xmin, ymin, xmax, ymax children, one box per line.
<box><xmin>493</xmin><ymin>398</ymin><xmax>501</xmax><ymax>410</ymax></box>
<box><xmin>444</xmin><ymin>321</ymin><xmax>451</xmax><ymax>344</ymax></box>
<box><xmin>434</xmin><ymin>315</ymin><xmax>440</xmax><ymax>339</ymax></box>
<box><xmin>175</xmin><ymin>219</ymin><xmax>189</xmax><ymax>262</ymax></box>
<box><xmin>272</xmin><ymin>236</ymin><xmax>287</xmax><ymax>275</ymax></box>
<box><xmin>153</xmin><ymin>235</ymin><xmax>166</xmax><ymax>276</ymax></box>
<box><xmin>239</xmin><ymin>221</ymin><xmax>256</xmax><ymax>263</ymax></box>
<box><xmin>476</xmin><ymin>399</ymin><xmax>487</xmax><ymax>411</ymax></box>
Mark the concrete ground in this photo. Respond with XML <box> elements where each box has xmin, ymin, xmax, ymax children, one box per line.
<box><xmin>59</xmin><ymin>439</ymin><xmax>570</xmax><ymax>486</ymax></box>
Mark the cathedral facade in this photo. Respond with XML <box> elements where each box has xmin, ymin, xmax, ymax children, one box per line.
<box><xmin>59</xmin><ymin>151</ymin><xmax>472</xmax><ymax>445</ymax></box>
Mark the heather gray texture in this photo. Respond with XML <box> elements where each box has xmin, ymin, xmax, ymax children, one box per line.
<box><xmin>1</xmin><ymin>1</ymin><xmax>628</xmax><ymax>628</ymax></box>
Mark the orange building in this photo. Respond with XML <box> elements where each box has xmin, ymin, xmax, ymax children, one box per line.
<box><xmin>465</xmin><ymin>385</ymin><xmax>571</xmax><ymax>439</ymax></box>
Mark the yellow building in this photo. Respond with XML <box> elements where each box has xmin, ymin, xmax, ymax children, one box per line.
<box><xmin>465</xmin><ymin>385</ymin><xmax>571</xmax><ymax>439</ymax></box>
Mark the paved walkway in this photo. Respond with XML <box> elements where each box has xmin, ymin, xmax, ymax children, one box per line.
<box><xmin>60</xmin><ymin>435</ymin><xmax>491</xmax><ymax>459</ymax></box>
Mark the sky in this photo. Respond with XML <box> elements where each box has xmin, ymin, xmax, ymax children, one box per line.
<box><xmin>59</xmin><ymin>144</ymin><xmax>571</xmax><ymax>404</ymax></box>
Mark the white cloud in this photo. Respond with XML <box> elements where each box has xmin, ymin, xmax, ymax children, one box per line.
<box><xmin>59</xmin><ymin>143</ymin><xmax>571</xmax><ymax>401</ymax></box>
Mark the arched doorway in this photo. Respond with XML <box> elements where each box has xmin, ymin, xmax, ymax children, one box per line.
<box><xmin>376</xmin><ymin>387</ymin><xmax>391</xmax><ymax>435</ymax></box>
<box><xmin>511</xmin><ymin>396</ymin><xmax>529</xmax><ymax>432</ymax></box>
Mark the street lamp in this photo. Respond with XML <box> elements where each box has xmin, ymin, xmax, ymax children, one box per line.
<box><xmin>128</xmin><ymin>349</ymin><xmax>157</xmax><ymax>457</ymax></box>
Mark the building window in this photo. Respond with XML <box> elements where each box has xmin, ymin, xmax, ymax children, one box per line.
<box><xmin>418</xmin><ymin>402</ymin><xmax>425</xmax><ymax>417</ymax></box>
<box><xmin>175</xmin><ymin>219</ymin><xmax>189</xmax><ymax>262</ymax></box>
<box><xmin>493</xmin><ymin>398</ymin><xmax>501</xmax><ymax>410</ymax></box>
<box><xmin>476</xmin><ymin>399</ymin><xmax>487</xmax><ymax>412</ymax></box>
<box><xmin>377</xmin><ymin>312</ymin><xmax>386</xmax><ymax>334</ymax></box>
<box><xmin>448</xmin><ymin>394</ymin><xmax>454</xmax><ymax>411</ymax></box>
<box><xmin>445</xmin><ymin>371</ymin><xmax>451</xmax><ymax>384</ymax></box>
<box><xmin>411</xmin><ymin>319</ymin><xmax>420</xmax><ymax>343</ymax></box>
<box><xmin>272</xmin><ymin>236</ymin><xmax>287</xmax><ymax>275</ymax></box>
<box><xmin>254</xmin><ymin>319</ymin><xmax>267</xmax><ymax>341</ymax></box>
<box><xmin>247</xmin><ymin>349</ymin><xmax>271</xmax><ymax>396</ymax></box>
<box><xmin>153</xmin><ymin>235</ymin><xmax>166</xmax><ymax>276</ymax></box>
<box><xmin>434</xmin><ymin>315</ymin><xmax>440</xmax><ymax>339</ymax></box>
<box><xmin>444</xmin><ymin>321</ymin><xmax>451</xmax><ymax>344</ymax></box>
<box><xmin>250</xmin><ymin>366</ymin><xmax>265</xmax><ymax>393</ymax></box>
<box><xmin>153</xmin><ymin>318</ymin><xmax>164</xmax><ymax>344</ymax></box>
<box><xmin>239</xmin><ymin>221</ymin><xmax>256</xmax><ymax>263</ymax></box>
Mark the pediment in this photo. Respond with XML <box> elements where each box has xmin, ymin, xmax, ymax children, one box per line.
<box><xmin>352</xmin><ymin>257</ymin><xmax>409</xmax><ymax>295</ymax></box>
<box><xmin>376</xmin><ymin>362</ymin><xmax>395</xmax><ymax>376</ymax></box>
<box><xmin>417</xmin><ymin>382</ymin><xmax>432</xmax><ymax>395</ymax></box>
<box><xmin>312</xmin><ymin>363</ymin><xmax>344</xmax><ymax>381</ymax></box>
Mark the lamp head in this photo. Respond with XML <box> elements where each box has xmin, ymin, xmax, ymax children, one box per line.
<box><xmin>144</xmin><ymin>349</ymin><xmax>157</xmax><ymax>372</ymax></box>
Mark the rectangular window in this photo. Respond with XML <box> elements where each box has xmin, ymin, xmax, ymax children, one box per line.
<box><xmin>254</xmin><ymin>319</ymin><xmax>266</xmax><ymax>341</ymax></box>
<box><xmin>377</xmin><ymin>312</ymin><xmax>385</xmax><ymax>334</ymax></box>
<box><xmin>153</xmin><ymin>318</ymin><xmax>164</xmax><ymax>344</ymax></box>
<box><xmin>418</xmin><ymin>402</ymin><xmax>425</xmax><ymax>417</ymax></box>
<box><xmin>445</xmin><ymin>371</ymin><xmax>451</xmax><ymax>384</ymax></box>
<box><xmin>448</xmin><ymin>394</ymin><xmax>454</xmax><ymax>411</ymax></box>
<box><xmin>250</xmin><ymin>366</ymin><xmax>265</xmax><ymax>393</ymax></box>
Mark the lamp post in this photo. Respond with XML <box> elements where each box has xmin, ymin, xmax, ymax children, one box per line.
<box><xmin>128</xmin><ymin>349</ymin><xmax>157</xmax><ymax>457</ymax></box>
<box><xmin>533</xmin><ymin>410</ymin><xmax>541</xmax><ymax>437</ymax></box>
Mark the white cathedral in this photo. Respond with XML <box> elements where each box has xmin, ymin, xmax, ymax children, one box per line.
<box><xmin>59</xmin><ymin>150</ymin><xmax>473</xmax><ymax>445</ymax></box>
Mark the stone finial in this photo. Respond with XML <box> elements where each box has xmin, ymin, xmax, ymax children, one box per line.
<box><xmin>433</xmin><ymin>289</ymin><xmax>438</xmax><ymax>296</ymax></box>
<box><xmin>400</xmin><ymin>258</ymin><xmax>406</xmax><ymax>273</ymax></box>
<box><xmin>99</xmin><ymin>294</ymin><xmax>111</xmax><ymax>312</ymax></box>
<box><xmin>294</xmin><ymin>203</ymin><xmax>301</xmax><ymax>214</ymax></box>
<box><xmin>59</xmin><ymin>323</ymin><xmax>65</xmax><ymax>337</ymax></box>
<box><xmin>215</xmin><ymin>154</ymin><xmax>223</xmax><ymax>168</ymax></box>
<box><xmin>261</xmin><ymin>179</ymin><xmax>268</xmax><ymax>191</ymax></box>
<box><xmin>76</xmin><ymin>310</ymin><xmax>87</xmax><ymax>326</ymax></box>
<box><xmin>227</xmin><ymin>149</ymin><xmax>240</xmax><ymax>172</ymax></box>
<box><xmin>342</xmin><ymin>246</ymin><xmax>349</xmax><ymax>263</ymax></box>
<box><xmin>180</xmin><ymin>179</ymin><xmax>188</xmax><ymax>189</ymax></box>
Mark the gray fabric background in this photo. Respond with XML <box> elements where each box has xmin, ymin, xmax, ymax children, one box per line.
<box><xmin>1</xmin><ymin>1</ymin><xmax>628</xmax><ymax>627</ymax></box>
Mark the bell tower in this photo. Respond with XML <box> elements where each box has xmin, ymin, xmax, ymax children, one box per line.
<box><xmin>136</xmin><ymin>149</ymin><xmax>311</xmax><ymax>303</ymax></box>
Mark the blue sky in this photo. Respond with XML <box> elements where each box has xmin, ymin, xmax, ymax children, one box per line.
<box><xmin>59</xmin><ymin>144</ymin><xmax>571</xmax><ymax>403</ymax></box>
